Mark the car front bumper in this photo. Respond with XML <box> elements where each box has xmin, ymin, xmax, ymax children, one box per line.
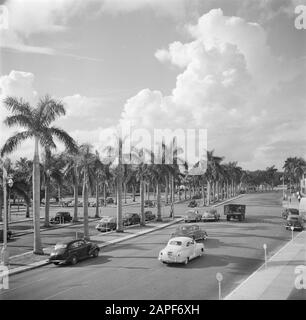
<box><xmin>158</xmin><ymin>256</ymin><xmax>184</xmax><ymax>264</ymax></box>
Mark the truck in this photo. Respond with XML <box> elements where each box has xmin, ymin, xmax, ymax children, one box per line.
<box><xmin>224</xmin><ymin>204</ymin><xmax>246</xmax><ymax>221</ymax></box>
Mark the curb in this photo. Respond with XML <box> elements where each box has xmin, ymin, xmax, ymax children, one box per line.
<box><xmin>7</xmin><ymin>218</ymin><xmax>183</xmax><ymax>276</ymax></box>
<box><xmin>224</xmin><ymin>230</ymin><xmax>306</xmax><ymax>300</ymax></box>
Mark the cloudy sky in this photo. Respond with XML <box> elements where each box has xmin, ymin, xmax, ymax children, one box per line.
<box><xmin>0</xmin><ymin>0</ymin><xmax>305</xmax><ymax>170</ymax></box>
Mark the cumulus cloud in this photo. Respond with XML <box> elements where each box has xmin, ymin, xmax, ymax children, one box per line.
<box><xmin>119</xmin><ymin>8</ymin><xmax>306</xmax><ymax>169</ymax></box>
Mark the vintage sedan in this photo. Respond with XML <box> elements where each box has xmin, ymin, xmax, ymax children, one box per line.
<box><xmin>145</xmin><ymin>210</ymin><xmax>156</xmax><ymax>221</ymax></box>
<box><xmin>158</xmin><ymin>236</ymin><xmax>205</xmax><ymax>265</ymax></box>
<box><xmin>285</xmin><ymin>215</ymin><xmax>304</xmax><ymax>231</ymax></box>
<box><xmin>282</xmin><ymin>208</ymin><xmax>299</xmax><ymax>220</ymax></box>
<box><xmin>184</xmin><ymin>209</ymin><xmax>201</xmax><ymax>223</ymax></box>
<box><xmin>170</xmin><ymin>224</ymin><xmax>208</xmax><ymax>241</ymax></box>
<box><xmin>144</xmin><ymin>200</ymin><xmax>155</xmax><ymax>208</ymax></box>
<box><xmin>201</xmin><ymin>208</ymin><xmax>220</xmax><ymax>222</ymax></box>
<box><xmin>123</xmin><ymin>213</ymin><xmax>141</xmax><ymax>226</ymax></box>
<box><xmin>188</xmin><ymin>200</ymin><xmax>198</xmax><ymax>208</ymax></box>
<box><xmin>50</xmin><ymin>212</ymin><xmax>72</xmax><ymax>224</ymax></box>
<box><xmin>49</xmin><ymin>239</ymin><xmax>100</xmax><ymax>265</ymax></box>
<box><xmin>96</xmin><ymin>216</ymin><xmax>117</xmax><ymax>232</ymax></box>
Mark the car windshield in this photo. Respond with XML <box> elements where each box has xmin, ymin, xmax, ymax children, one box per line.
<box><xmin>289</xmin><ymin>210</ymin><xmax>299</xmax><ymax>215</ymax></box>
<box><xmin>178</xmin><ymin>226</ymin><xmax>191</xmax><ymax>232</ymax></box>
<box><xmin>169</xmin><ymin>240</ymin><xmax>183</xmax><ymax>246</ymax></box>
<box><xmin>288</xmin><ymin>217</ymin><xmax>299</xmax><ymax>221</ymax></box>
<box><xmin>54</xmin><ymin>243</ymin><xmax>67</xmax><ymax>250</ymax></box>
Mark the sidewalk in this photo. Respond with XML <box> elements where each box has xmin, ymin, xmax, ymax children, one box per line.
<box><xmin>225</xmin><ymin>230</ymin><xmax>306</xmax><ymax>300</ymax></box>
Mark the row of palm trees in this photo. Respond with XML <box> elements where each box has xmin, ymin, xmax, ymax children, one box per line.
<box><xmin>2</xmin><ymin>94</ymin><xmax>299</xmax><ymax>255</ymax></box>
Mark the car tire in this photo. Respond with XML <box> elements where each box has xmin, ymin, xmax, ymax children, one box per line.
<box><xmin>53</xmin><ymin>262</ymin><xmax>60</xmax><ymax>265</ymax></box>
<box><xmin>92</xmin><ymin>249</ymin><xmax>99</xmax><ymax>258</ymax></box>
<box><xmin>70</xmin><ymin>255</ymin><xmax>78</xmax><ymax>265</ymax></box>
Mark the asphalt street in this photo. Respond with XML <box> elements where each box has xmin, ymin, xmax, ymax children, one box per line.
<box><xmin>0</xmin><ymin>191</ymin><xmax>293</xmax><ymax>300</ymax></box>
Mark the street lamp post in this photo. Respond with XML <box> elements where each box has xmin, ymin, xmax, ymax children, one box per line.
<box><xmin>1</xmin><ymin>168</ymin><xmax>13</xmax><ymax>266</ymax></box>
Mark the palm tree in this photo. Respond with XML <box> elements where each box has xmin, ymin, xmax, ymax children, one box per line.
<box><xmin>14</xmin><ymin>157</ymin><xmax>33</xmax><ymax>218</ymax></box>
<box><xmin>79</xmin><ymin>144</ymin><xmax>96</xmax><ymax>239</ymax></box>
<box><xmin>1</xmin><ymin>95</ymin><xmax>77</xmax><ymax>254</ymax></box>
<box><xmin>265</xmin><ymin>165</ymin><xmax>278</xmax><ymax>190</ymax></box>
<box><xmin>62</xmin><ymin>150</ymin><xmax>80</xmax><ymax>222</ymax></box>
<box><xmin>42</xmin><ymin>150</ymin><xmax>64</xmax><ymax>227</ymax></box>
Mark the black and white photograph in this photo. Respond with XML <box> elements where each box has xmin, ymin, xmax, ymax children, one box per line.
<box><xmin>0</xmin><ymin>0</ymin><xmax>306</xmax><ymax>305</ymax></box>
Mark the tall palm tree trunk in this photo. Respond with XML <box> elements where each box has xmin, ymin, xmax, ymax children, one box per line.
<box><xmin>156</xmin><ymin>182</ymin><xmax>162</xmax><ymax>221</ymax></box>
<box><xmin>33</xmin><ymin>136</ymin><xmax>43</xmax><ymax>254</ymax></box>
<box><xmin>207</xmin><ymin>181</ymin><xmax>211</xmax><ymax>205</ymax></box>
<box><xmin>95</xmin><ymin>180</ymin><xmax>99</xmax><ymax>218</ymax></box>
<box><xmin>132</xmin><ymin>184</ymin><xmax>136</xmax><ymax>202</ymax></box>
<box><xmin>170</xmin><ymin>173</ymin><xmax>174</xmax><ymax>218</ymax></box>
<box><xmin>0</xmin><ymin>194</ymin><xmax>2</xmax><ymax>222</ymax></box>
<box><xmin>103</xmin><ymin>183</ymin><xmax>107</xmax><ymax>206</ymax></box>
<box><xmin>147</xmin><ymin>182</ymin><xmax>150</xmax><ymax>201</ymax></box>
<box><xmin>82</xmin><ymin>173</ymin><xmax>90</xmax><ymax>240</ymax></box>
<box><xmin>140</xmin><ymin>178</ymin><xmax>145</xmax><ymax>226</ymax></box>
<box><xmin>44</xmin><ymin>176</ymin><xmax>50</xmax><ymax>227</ymax></box>
<box><xmin>116</xmin><ymin>138</ymin><xmax>123</xmax><ymax>232</ymax></box>
<box><xmin>201</xmin><ymin>181</ymin><xmax>205</xmax><ymax>206</ymax></box>
<box><xmin>165</xmin><ymin>175</ymin><xmax>169</xmax><ymax>204</ymax></box>
<box><xmin>73</xmin><ymin>180</ymin><xmax>78</xmax><ymax>222</ymax></box>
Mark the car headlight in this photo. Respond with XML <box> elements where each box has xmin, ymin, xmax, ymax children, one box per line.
<box><xmin>50</xmin><ymin>252</ymin><xmax>56</xmax><ymax>256</ymax></box>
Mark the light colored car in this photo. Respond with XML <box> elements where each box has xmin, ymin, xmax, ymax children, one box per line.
<box><xmin>96</xmin><ymin>216</ymin><xmax>117</xmax><ymax>232</ymax></box>
<box><xmin>201</xmin><ymin>208</ymin><xmax>220</xmax><ymax>222</ymax></box>
<box><xmin>184</xmin><ymin>209</ymin><xmax>201</xmax><ymax>223</ymax></box>
<box><xmin>158</xmin><ymin>236</ymin><xmax>205</xmax><ymax>265</ymax></box>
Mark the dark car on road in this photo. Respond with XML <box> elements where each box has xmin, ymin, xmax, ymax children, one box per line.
<box><xmin>188</xmin><ymin>200</ymin><xmax>198</xmax><ymax>208</ymax></box>
<box><xmin>123</xmin><ymin>213</ymin><xmax>140</xmax><ymax>226</ymax></box>
<box><xmin>50</xmin><ymin>212</ymin><xmax>73</xmax><ymax>224</ymax></box>
<box><xmin>145</xmin><ymin>210</ymin><xmax>156</xmax><ymax>221</ymax></box>
<box><xmin>49</xmin><ymin>239</ymin><xmax>100</xmax><ymax>265</ymax></box>
<box><xmin>285</xmin><ymin>215</ymin><xmax>304</xmax><ymax>231</ymax></box>
<box><xmin>144</xmin><ymin>200</ymin><xmax>155</xmax><ymax>208</ymax></box>
<box><xmin>170</xmin><ymin>224</ymin><xmax>208</xmax><ymax>241</ymax></box>
<box><xmin>0</xmin><ymin>229</ymin><xmax>12</xmax><ymax>241</ymax></box>
<box><xmin>282</xmin><ymin>208</ymin><xmax>299</xmax><ymax>220</ymax></box>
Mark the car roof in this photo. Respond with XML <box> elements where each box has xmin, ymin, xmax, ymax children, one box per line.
<box><xmin>169</xmin><ymin>236</ymin><xmax>194</xmax><ymax>242</ymax></box>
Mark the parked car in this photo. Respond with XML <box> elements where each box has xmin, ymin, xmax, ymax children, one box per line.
<box><xmin>68</xmin><ymin>200</ymin><xmax>83</xmax><ymax>207</ymax></box>
<box><xmin>123</xmin><ymin>213</ymin><xmax>140</xmax><ymax>226</ymax></box>
<box><xmin>144</xmin><ymin>200</ymin><xmax>155</xmax><ymax>208</ymax></box>
<box><xmin>106</xmin><ymin>197</ymin><xmax>114</xmax><ymax>204</ymax></box>
<box><xmin>192</xmin><ymin>194</ymin><xmax>201</xmax><ymax>199</ymax></box>
<box><xmin>0</xmin><ymin>229</ymin><xmax>13</xmax><ymax>241</ymax></box>
<box><xmin>285</xmin><ymin>215</ymin><xmax>304</xmax><ymax>231</ymax></box>
<box><xmin>282</xmin><ymin>208</ymin><xmax>299</xmax><ymax>220</ymax></box>
<box><xmin>145</xmin><ymin>210</ymin><xmax>156</xmax><ymax>221</ymax></box>
<box><xmin>49</xmin><ymin>239</ymin><xmax>100</xmax><ymax>265</ymax></box>
<box><xmin>184</xmin><ymin>209</ymin><xmax>201</xmax><ymax>223</ymax></box>
<box><xmin>201</xmin><ymin>208</ymin><xmax>220</xmax><ymax>222</ymax></box>
<box><xmin>170</xmin><ymin>224</ymin><xmax>207</xmax><ymax>241</ymax></box>
<box><xmin>50</xmin><ymin>212</ymin><xmax>72</xmax><ymax>224</ymax></box>
<box><xmin>188</xmin><ymin>200</ymin><xmax>198</xmax><ymax>208</ymax></box>
<box><xmin>158</xmin><ymin>236</ymin><xmax>204</xmax><ymax>265</ymax></box>
<box><xmin>96</xmin><ymin>216</ymin><xmax>117</xmax><ymax>232</ymax></box>
<box><xmin>60</xmin><ymin>199</ymin><xmax>72</xmax><ymax>207</ymax></box>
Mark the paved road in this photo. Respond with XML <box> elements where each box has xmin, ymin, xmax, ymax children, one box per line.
<box><xmin>0</xmin><ymin>192</ymin><xmax>293</xmax><ymax>300</ymax></box>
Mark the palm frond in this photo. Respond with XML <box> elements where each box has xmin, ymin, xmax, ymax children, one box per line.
<box><xmin>38</xmin><ymin>95</ymin><xmax>66</xmax><ymax>127</ymax></box>
<box><xmin>3</xmin><ymin>97</ymin><xmax>32</xmax><ymax>117</ymax></box>
<box><xmin>4</xmin><ymin>114</ymin><xmax>32</xmax><ymax>129</ymax></box>
<box><xmin>1</xmin><ymin>131</ymin><xmax>33</xmax><ymax>157</ymax></box>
